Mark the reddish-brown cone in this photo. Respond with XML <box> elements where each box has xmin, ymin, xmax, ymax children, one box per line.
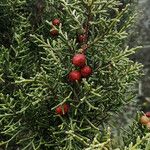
<box><xmin>78</xmin><ymin>34</ymin><xmax>86</xmax><ymax>43</ymax></box>
<box><xmin>72</xmin><ymin>54</ymin><xmax>86</xmax><ymax>67</ymax></box>
<box><xmin>140</xmin><ymin>115</ymin><xmax>150</xmax><ymax>125</ymax></box>
<box><xmin>56</xmin><ymin>103</ymin><xmax>69</xmax><ymax>115</ymax></box>
<box><xmin>146</xmin><ymin>112</ymin><xmax>150</xmax><ymax>117</ymax></box>
<box><xmin>50</xmin><ymin>28</ymin><xmax>59</xmax><ymax>36</ymax></box>
<box><xmin>52</xmin><ymin>18</ymin><xmax>60</xmax><ymax>26</ymax></box>
<box><xmin>69</xmin><ymin>70</ymin><xmax>81</xmax><ymax>82</ymax></box>
<box><xmin>81</xmin><ymin>66</ymin><xmax>92</xmax><ymax>78</ymax></box>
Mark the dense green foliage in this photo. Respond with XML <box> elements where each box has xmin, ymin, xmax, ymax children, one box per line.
<box><xmin>0</xmin><ymin>0</ymin><xmax>148</xmax><ymax>150</ymax></box>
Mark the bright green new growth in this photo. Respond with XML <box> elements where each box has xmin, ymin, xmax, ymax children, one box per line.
<box><xmin>0</xmin><ymin>0</ymin><xmax>146</xmax><ymax>149</ymax></box>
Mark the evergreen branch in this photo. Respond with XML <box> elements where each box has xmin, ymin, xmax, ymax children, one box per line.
<box><xmin>0</xmin><ymin>129</ymin><xmax>22</xmax><ymax>149</ymax></box>
<box><xmin>90</xmin><ymin>91</ymin><xmax>101</xmax><ymax>97</ymax></box>
<box><xmin>89</xmin><ymin>4</ymin><xmax>131</xmax><ymax>46</ymax></box>
<box><xmin>0</xmin><ymin>113</ymin><xmax>14</xmax><ymax>118</ymax></box>
<box><xmin>128</xmin><ymin>134</ymin><xmax>150</xmax><ymax>150</ymax></box>
<box><xmin>84</xmin><ymin>1</ymin><xmax>92</xmax><ymax>44</ymax></box>
<box><xmin>107</xmin><ymin>4</ymin><xmax>130</xmax><ymax>34</ymax></box>
<box><xmin>30</xmin><ymin>34</ymin><xmax>60</xmax><ymax>64</ymax></box>
<box><xmin>15</xmin><ymin>79</ymin><xmax>34</xmax><ymax>84</ymax></box>
<box><xmin>66</xmin><ymin>130</ymin><xmax>90</xmax><ymax>147</ymax></box>
<box><xmin>2</xmin><ymin>119</ymin><xmax>21</xmax><ymax>134</ymax></box>
<box><xmin>51</xmin><ymin>91</ymin><xmax>72</xmax><ymax>110</ymax></box>
<box><xmin>119</xmin><ymin>13</ymin><xmax>137</xmax><ymax>33</ymax></box>
<box><xmin>17</xmin><ymin>133</ymin><xmax>38</xmax><ymax>144</ymax></box>
<box><xmin>83</xmin><ymin>116</ymin><xmax>99</xmax><ymax>131</ymax></box>
<box><xmin>112</xmin><ymin>46</ymin><xmax>142</xmax><ymax>62</ymax></box>
<box><xmin>59</xmin><ymin>0</ymin><xmax>81</xmax><ymax>26</ymax></box>
<box><xmin>31</xmin><ymin>138</ymin><xmax>43</xmax><ymax>150</ymax></box>
<box><xmin>0</xmin><ymin>0</ymin><xmax>142</xmax><ymax>149</ymax></box>
<box><xmin>58</xmin><ymin>27</ymin><xmax>75</xmax><ymax>52</ymax></box>
<box><xmin>84</xmin><ymin>99</ymin><xmax>99</xmax><ymax>110</ymax></box>
<box><xmin>22</xmin><ymin>140</ymin><xmax>33</xmax><ymax>150</ymax></box>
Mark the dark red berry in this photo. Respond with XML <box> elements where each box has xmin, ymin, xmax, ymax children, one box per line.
<box><xmin>50</xmin><ymin>28</ymin><xmax>59</xmax><ymax>36</ymax></box>
<box><xmin>52</xmin><ymin>18</ymin><xmax>60</xmax><ymax>26</ymax></box>
<box><xmin>81</xmin><ymin>66</ymin><xmax>92</xmax><ymax>78</ymax></box>
<box><xmin>146</xmin><ymin>112</ymin><xmax>150</xmax><ymax>117</ymax></box>
<box><xmin>78</xmin><ymin>34</ymin><xmax>86</xmax><ymax>43</ymax></box>
<box><xmin>69</xmin><ymin>70</ymin><xmax>81</xmax><ymax>82</ymax></box>
<box><xmin>56</xmin><ymin>103</ymin><xmax>69</xmax><ymax>115</ymax></box>
<box><xmin>72</xmin><ymin>54</ymin><xmax>86</xmax><ymax>67</ymax></box>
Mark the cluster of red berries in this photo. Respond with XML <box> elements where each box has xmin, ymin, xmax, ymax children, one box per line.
<box><xmin>68</xmin><ymin>54</ymin><xmax>92</xmax><ymax>82</ymax></box>
<box><xmin>55</xmin><ymin>54</ymin><xmax>92</xmax><ymax>115</ymax></box>
<box><xmin>140</xmin><ymin>112</ymin><xmax>150</xmax><ymax>130</ymax></box>
<box><xmin>53</xmin><ymin>19</ymin><xmax>92</xmax><ymax>115</ymax></box>
<box><xmin>50</xmin><ymin>18</ymin><xmax>60</xmax><ymax>36</ymax></box>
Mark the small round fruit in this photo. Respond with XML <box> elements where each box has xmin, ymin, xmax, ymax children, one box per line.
<box><xmin>52</xmin><ymin>18</ymin><xmax>60</xmax><ymax>26</ymax></box>
<box><xmin>56</xmin><ymin>104</ymin><xmax>69</xmax><ymax>115</ymax></box>
<box><xmin>140</xmin><ymin>115</ymin><xmax>150</xmax><ymax>125</ymax></box>
<box><xmin>145</xmin><ymin>112</ymin><xmax>150</xmax><ymax>117</ymax></box>
<box><xmin>69</xmin><ymin>70</ymin><xmax>81</xmax><ymax>82</ymax></box>
<box><xmin>146</xmin><ymin>122</ymin><xmax>150</xmax><ymax>130</ymax></box>
<box><xmin>72</xmin><ymin>54</ymin><xmax>86</xmax><ymax>67</ymax></box>
<box><xmin>81</xmin><ymin>66</ymin><xmax>92</xmax><ymax>78</ymax></box>
<box><xmin>50</xmin><ymin>29</ymin><xmax>59</xmax><ymax>36</ymax></box>
<box><xmin>78</xmin><ymin>34</ymin><xmax>86</xmax><ymax>43</ymax></box>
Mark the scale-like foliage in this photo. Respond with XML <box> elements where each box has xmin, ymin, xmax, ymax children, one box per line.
<box><xmin>0</xmin><ymin>0</ymin><xmax>142</xmax><ymax>149</ymax></box>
